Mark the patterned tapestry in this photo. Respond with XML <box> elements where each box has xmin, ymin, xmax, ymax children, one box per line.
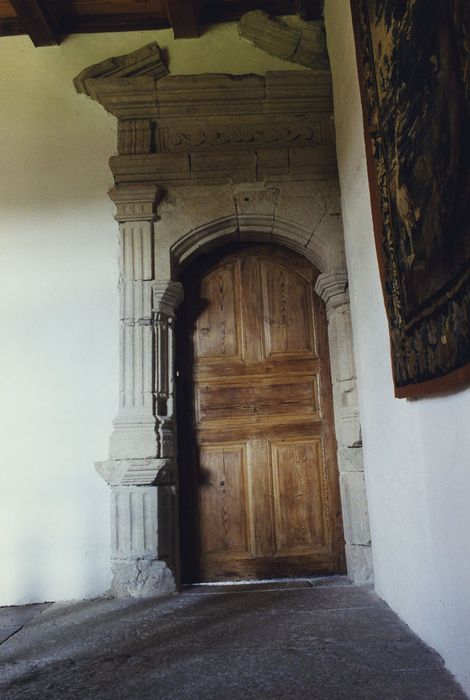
<box><xmin>351</xmin><ymin>0</ymin><xmax>470</xmax><ymax>397</ymax></box>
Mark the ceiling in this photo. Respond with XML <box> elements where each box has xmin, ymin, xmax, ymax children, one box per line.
<box><xmin>0</xmin><ymin>1</ymin><xmax>323</xmax><ymax>46</ymax></box>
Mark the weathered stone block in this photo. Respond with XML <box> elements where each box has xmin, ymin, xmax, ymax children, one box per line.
<box><xmin>337</xmin><ymin>446</ymin><xmax>364</xmax><ymax>473</ymax></box>
<box><xmin>190</xmin><ymin>151</ymin><xmax>257</xmax><ymax>183</ymax></box>
<box><xmin>239</xmin><ymin>12</ymin><xmax>329</xmax><ymax>70</ymax></box>
<box><xmin>345</xmin><ymin>543</ymin><xmax>374</xmax><ymax>585</ymax></box>
<box><xmin>110</xmin><ymin>153</ymin><xmax>190</xmax><ymax>185</ymax></box>
<box><xmin>111</xmin><ymin>558</ymin><xmax>175</xmax><ymax>598</ymax></box>
<box><xmin>239</xmin><ymin>11</ymin><xmax>299</xmax><ymax>62</ymax></box>
<box><xmin>340</xmin><ymin>471</ymin><xmax>371</xmax><ymax>546</ymax></box>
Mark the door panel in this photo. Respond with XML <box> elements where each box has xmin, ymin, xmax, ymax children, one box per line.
<box><xmin>198</xmin><ymin>444</ymin><xmax>250</xmax><ymax>558</ymax></box>
<box><xmin>260</xmin><ymin>259</ymin><xmax>316</xmax><ymax>357</ymax></box>
<box><xmin>178</xmin><ymin>244</ymin><xmax>345</xmax><ymax>582</ymax></box>
<box><xmin>271</xmin><ymin>439</ymin><xmax>326</xmax><ymax>554</ymax></box>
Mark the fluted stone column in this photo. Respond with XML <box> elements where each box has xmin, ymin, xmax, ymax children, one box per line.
<box><xmin>96</xmin><ymin>183</ymin><xmax>183</xmax><ymax>597</ymax></box>
<box><xmin>315</xmin><ymin>272</ymin><xmax>373</xmax><ymax>584</ymax></box>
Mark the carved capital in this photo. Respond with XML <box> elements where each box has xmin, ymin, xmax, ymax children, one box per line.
<box><xmin>95</xmin><ymin>457</ymin><xmax>175</xmax><ymax>486</ymax></box>
<box><xmin>315</xmin><ymin>271</ymin><xmax>349</xmax><ymax>308</ymax></box>
<box><xmin>109</xmin><ymin>184</ymin><xmax>160</xmax><ymax>222</ymax></box>
<box><xmin>153</xmin><ymin>280</ymin><xmax>184</xmax><ymax>317</ymax></box>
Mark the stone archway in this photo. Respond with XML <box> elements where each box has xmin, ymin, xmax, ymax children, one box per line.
<box><xmin>77</xmin><ymin>43</ymin><xmax>372</xmax><ymax>596</ymax></box>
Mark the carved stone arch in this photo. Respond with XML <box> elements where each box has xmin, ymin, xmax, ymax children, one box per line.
<box><xmin>171</xmin><ymin>214</ymin><xmax>344</xmax><ymax>275</ymax></box>
<box><xmin>169</xmin><ymin>215</ymin><xmax>371</xmax><ymax>588</ymax></box>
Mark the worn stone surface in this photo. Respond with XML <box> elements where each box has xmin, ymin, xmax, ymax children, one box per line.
<box><xmin>0</xmin><ymin>582</ymin><xmax>465</xmax><ymax>699</ymax></box>
<box><xmin>345</xmin><ymin>544</ymin><xmax>375</xmax><ymax>586</ymax></box>
<box><xmin>111</xmin><ymin>558</ymin><xmax>176</xmax><ymax>599</ymax></box>
<box><xmin>340</xmin><ymin>471</ymin><xmax>371</xmax><ymax>546</ymax></box>
<box><xmin>0</xmin><ymin>603</ymin><xmax>50</xmax><ymax>645</ymax></box>
<box><xmin>239</xmin><ymin>11</ymin><xmax>329</xmax><ymax>70</ymax></box>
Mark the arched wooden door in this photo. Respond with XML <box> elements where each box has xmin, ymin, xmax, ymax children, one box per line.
<box><xmin>177</xmin><ymin>244</ymin><xmax>345</xmax><ymax>583</ymax></box>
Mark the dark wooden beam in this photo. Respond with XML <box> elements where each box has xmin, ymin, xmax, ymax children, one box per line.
<box><xmin>9</xmin><ymin>0</ymin><xmax>60</xmax><ymax>46</ymax></box>
<box><xmin>165</xmin><ymin>0</ymin><xmax>200</xmax><ymax>38</ymax></box>
<box><xmin>201</xmin><ymin>1</ymin><xmax>301</xmax><ymax>25</ymax></box>
<box><xmin>0</xmin><ymin>16</ymin><xmax>23</xmax><ymax>36</ymax></box>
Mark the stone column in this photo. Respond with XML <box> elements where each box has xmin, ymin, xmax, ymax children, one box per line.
<box><xmin>315</xmin><ymin>272</ymin><xmax>373</xmax><ymax>584</ymax></box>
<box><xmin>96</xmin><ymin>183</ymin><xmax>183</xmax><ymax>597</ymax></box>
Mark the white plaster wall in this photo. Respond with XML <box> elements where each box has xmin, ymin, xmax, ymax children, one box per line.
<box><xmin>0</xmin><ymin>26</ymin><xmax>304</xmax><ymax>606</ymax></box>
<box><xmin>324</xmin><ymin>2</ymin><xmax>470</xmax><ymax>694</ymax></box>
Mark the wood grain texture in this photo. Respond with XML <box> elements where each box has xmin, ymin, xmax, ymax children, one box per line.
<box><xmin>9</xmin><ymin>0</ymin><xmax>59</xmax><ymax>45</ymax></box>
<box><xmin>178</xmin><ymin>244</ymin><xmax>344</xmax><ymax>582</ymax></box>
<box><xmin>165</xmin><ymin>0</ymin><xmax>200</xmax><ymax>38</ymax></box>
<box><xmin>0</xmin><ymin>0</ymin><xmax>304</xmax><ymax>39</ymax></box>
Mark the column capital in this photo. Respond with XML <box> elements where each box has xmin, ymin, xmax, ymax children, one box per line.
<box><xmin>153</xmin><ymin>280</ymin><xmax>184</xmax><ymax>316</ymax></box>
<box><xmin>109</xmin><ymin>184</ymin><xmax>160</xmax><ymax>222</ymax></box>
<box><xmin>315</xmin><ymin>271</ymin><xmax>349</xmax><ymax>308</ymax></box>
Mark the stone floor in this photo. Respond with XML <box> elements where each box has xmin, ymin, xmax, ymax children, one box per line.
<box><xmin>0</xmin><ymin>577</ymin><xmax>466</xmax><ymax>699</ymax></box>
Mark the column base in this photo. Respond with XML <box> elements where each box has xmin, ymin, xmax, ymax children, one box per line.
<box><xmin>111</xmin><ymin>558</ymin><xmax>176</xmax><ymax>598</ymax></box>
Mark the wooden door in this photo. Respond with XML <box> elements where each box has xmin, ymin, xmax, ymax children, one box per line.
<box><xmin>177</xmin><ymin>244</ymin><xmax>345</xmax><ymax>582</ymax></box>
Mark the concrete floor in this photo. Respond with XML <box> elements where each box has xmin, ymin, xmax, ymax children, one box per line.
<box><xmin>0</xmin><ymin>577</ymin><xmax>466</xmax><ymax>699</ymax></box>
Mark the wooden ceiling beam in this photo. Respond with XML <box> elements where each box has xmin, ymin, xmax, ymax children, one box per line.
<box><xmin>9</xmin><ymin>0</ymin><xmax>60</xmax><ymax>46</ymax></box>
<box><xmin>165</xmin><ymin>0</ymin><xmax>200</xmax><ymax>39</ymax></box>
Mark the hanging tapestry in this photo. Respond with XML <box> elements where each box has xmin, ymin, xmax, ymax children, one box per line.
<box><xmin>351</xmin><ymin>0</ymin><xmax>470</xmax><ymax>397</ymax></box>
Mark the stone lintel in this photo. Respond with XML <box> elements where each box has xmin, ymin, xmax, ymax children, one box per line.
<box><xmin>109</xmin><ymin>148</ymin><xmax>337</xmax><ymax>186</ymax></box>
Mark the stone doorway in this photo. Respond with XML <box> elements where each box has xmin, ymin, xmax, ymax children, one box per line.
<box><xmin>75</xmin><ymin>43</ymin><xmax>373</xmax><ymax>596</ymax></box>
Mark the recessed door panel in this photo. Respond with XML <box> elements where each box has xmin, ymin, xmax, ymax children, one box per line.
<box><xmin>195</xmin><ymin>262</ymin><xmax>240</xmax><ymax>360</ymax></box>
<box><xmin>260</xmin><ymin>259</ymin><xmax>316</xmax><ymax>358</ymax></box>
<box><xmin>271</xmin><ymin>439</ymin><xmax>326</xmax><ymax>555</ymax></box>
<box><xmin>198</xmin><ymin>444</ymin><xmax>250</xmax><ymax>558</ymax></box>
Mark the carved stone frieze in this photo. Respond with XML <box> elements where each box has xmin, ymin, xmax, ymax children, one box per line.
<box><xmin>158</xmin><ymin>117</ymin><xmax>334</xmax><ymax>152</ymax></box>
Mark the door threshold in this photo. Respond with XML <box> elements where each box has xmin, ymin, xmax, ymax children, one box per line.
<box><xmin>182</xmin><ymin>575</ymin><xmax>350</xmax><ymax>593</ymax></box>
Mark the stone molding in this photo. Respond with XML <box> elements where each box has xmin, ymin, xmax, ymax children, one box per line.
<box><xmin>239</xmin><ymin>11</ymin><xmax>328</xmax><ymax>70</ymax></box>
<box><xmin>109</xmin><ymin>184</ymin><xmax>159</xmax><ymax>222</ymax></box>
<box><xmin>74</xmin><ymin>43</ymin><xmax>168</xmax><ymax>120</ymax></box>
<box><xmin>96</xmin><ymin>457</ymin><xmax>175</xmax><ymax>487</ymax></box>
<box><xmin>315</xmin><ymin>271</ymin><xmax>349</xmax><ymax>307</ymax></box>
<box><xmin>75</xmin><ymin>47</ymin><xmax>336</xmax><ymax>181</ymax></box>
<box><xmin>153</xmin><ymin>280</ymin><xmax>184</xmax><ymax>316</ymax></box>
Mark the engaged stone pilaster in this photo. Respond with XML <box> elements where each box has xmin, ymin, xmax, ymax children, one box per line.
<box><xmin>108</xmin><ymin>184</ymin><xmax>159</xmax><ymax>461</ymax></box>
<box><xmin>96</xmin><ymin>185</ymin><xmax>183</xmax><ymax>597</ymax></box>
<box><xmin>315</xmin><ymin>271</ymin><xmax>373</xmax><ymax>584</ymax></box>
<box><xmin>153</xmin><ymin>280</ymin><xmax>184</xmax><ymax>458</ymax></box>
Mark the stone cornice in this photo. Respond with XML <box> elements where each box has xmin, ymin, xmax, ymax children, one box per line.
<box><xmin>74</xmin><ymin>43</ymin><xmax>168</xmax><ymax>119</ymax></box>
<box><xmin>74</xmin><ymin>45</ymin><xmax>336</xmax><ymax>183</ymax></box>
